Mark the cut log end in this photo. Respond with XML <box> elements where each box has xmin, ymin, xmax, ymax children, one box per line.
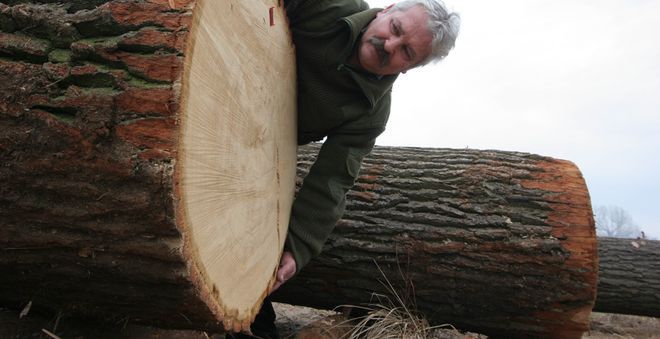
<box><xmin>522</xmin><ymin>159</ymin><xmax>598</xmax><ymax>338</ymax></box>
<box><xmin>0</xmin><ymin>0</ymin><xmax>296</xmax><ymax>332</ymax></box>
<box><xmin>176</xmin><ymin>0</ymin><xmax>296</xmax><ymax>330</ymax></box>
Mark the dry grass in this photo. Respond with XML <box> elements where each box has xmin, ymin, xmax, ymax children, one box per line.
<box><xmin>331</xmin><ymin>261</ymin><xmax>458</xmax><ymax>339</ymax></box>
<box><xmin>339</xmin><ymin>298</ymin><xmax>454</xmax><ymax>339</ymax></box>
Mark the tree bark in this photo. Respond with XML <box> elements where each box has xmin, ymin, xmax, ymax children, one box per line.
<box><xmin>0</xmin><ymin>0</ymin><xmax>296</xmax><ymax>332</ymax></box>
<box><xmin>273</xmin><ymin>144</ymin><xmax>598</xmax><ymax>339</ymax></box>
<box><xmin>595</xmin><ymin>237</ymin><xmax>660</xmax><ymax>317</ymax></box>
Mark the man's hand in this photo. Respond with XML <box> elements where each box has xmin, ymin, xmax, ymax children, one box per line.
<box><xmin>270</xmin><ymin>251</ymin><xmax>296</xmax><ymax>293</ymax></box>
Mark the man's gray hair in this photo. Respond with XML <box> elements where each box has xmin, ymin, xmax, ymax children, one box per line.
<box><xmin>391</xmin><ymin>0</ymin><xmax>460</xmax><ymax>65</ymax></box>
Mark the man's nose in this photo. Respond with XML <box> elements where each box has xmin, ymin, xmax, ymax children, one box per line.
<box><xmin>384</xmin><ymin>37</ymin><xmax>402</xmax><ymax>53</ymax></box>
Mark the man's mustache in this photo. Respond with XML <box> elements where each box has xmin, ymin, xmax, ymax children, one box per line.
<box><xmin>368</xmin><ymin>37</ymin><xmax>390</xmax><ymax>67</ymax></box>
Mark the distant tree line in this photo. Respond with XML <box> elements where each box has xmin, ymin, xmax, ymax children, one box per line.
<box><xmin>594</xmin><ymin>205</ymin><xmax>647</xmax><ymax>239</ymax></box>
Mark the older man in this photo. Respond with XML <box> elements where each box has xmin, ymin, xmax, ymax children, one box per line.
<box><xmin>233</xmin><ymin>0</ymin><xmax>459</xmax><ymax>337</ymax></box>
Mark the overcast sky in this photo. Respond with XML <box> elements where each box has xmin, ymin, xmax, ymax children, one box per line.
<box><xmin>366</xmin><ymin>0</ymin><xmax>660</xmax><ymax>238</ymax></box>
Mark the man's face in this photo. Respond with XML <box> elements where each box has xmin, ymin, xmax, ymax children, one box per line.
<box><xmin>357</xmin><ymin>4</ymin><xmax>434</xmax><ymax>75</ymax></box>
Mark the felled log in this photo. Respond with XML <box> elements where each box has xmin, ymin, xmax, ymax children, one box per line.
<box><xmin>595</xmin><ymin>237</ymin><xmax>660</xmax><ymax>317</ymax></box>
<box><xmin>273</xmin><ymin>144</ymin><xmax>598</xmax><ymax>339</ymax></box>
<box><xmin>0</xmin><ymin>0</ymin><xmax>296</xmax><ymax>332</ymax></box>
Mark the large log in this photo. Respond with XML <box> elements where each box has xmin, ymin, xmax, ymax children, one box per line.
<box><xmin>0</xmin><ymin>0</ymin><xmax>296</xmax><ymax>332</ymax></box>
<box><xmin>595</xmin><ymin>237</ymin><xmax>660</xmax><ymax>317</ymax></box>
<box><xmin>273</xmin><ymin>144</ymin><xmax>598</xmax><ymax>339</ymax></box>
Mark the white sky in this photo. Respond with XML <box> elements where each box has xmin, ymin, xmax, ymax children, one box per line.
<box><xmin>367</xmin><ymin>0</ymin><xmax>660</xmax><ymax>238</ymax></box>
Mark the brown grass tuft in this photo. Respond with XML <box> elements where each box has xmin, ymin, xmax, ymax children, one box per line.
<box><xmin>334</xmin><ymin>261</ymin><xmax>457</xmax><ymax>339</ymax></box>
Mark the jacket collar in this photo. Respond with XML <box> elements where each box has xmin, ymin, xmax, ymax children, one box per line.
<box><xmin>340</xmin><ymin>8</ymin><xmax>398</xmax><ymax>108</ymax></box>
<box><xmin>342</xmin><ymin>8</ymin><xmax>381</xmax><ymax>52</ymax></box>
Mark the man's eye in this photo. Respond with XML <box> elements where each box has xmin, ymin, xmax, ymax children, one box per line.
<box><xmin>390</xmin><ymin>20</ymin><xmax>399</xmax><ymax>35</ymax></box>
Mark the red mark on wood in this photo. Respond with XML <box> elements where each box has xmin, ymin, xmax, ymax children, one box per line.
<box><xmin>269</xmin><ymin>7</ymin><xmax>275</xmax><ymax>26</ymax></box>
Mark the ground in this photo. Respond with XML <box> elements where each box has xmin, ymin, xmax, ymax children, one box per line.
<box><xmin>585</xmin><ymin>312</ymin><xmax>660</xmax><ymax>339</ymax></box>
<box><xmin>0</xmin><ymin>304</ymin><xmax>658</xmax><ymax>338</ymax></box>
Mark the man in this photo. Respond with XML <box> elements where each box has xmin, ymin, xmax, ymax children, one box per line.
<box><xmin>232</xmin><ymin>0</ymin><xmax>459</xmax><ymax>337</ymax></box>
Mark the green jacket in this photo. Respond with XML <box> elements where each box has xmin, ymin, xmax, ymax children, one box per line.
<box><xmin>284</xmin><ymin>0</ymin><xmax>398</xmax><ymax>272</ymax></box>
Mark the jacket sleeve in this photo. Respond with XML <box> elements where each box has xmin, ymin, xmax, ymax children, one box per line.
<box><xmin>285</xmin><ymin>127</ymin><xmax>382</xmax><ymax>272</ymax></box>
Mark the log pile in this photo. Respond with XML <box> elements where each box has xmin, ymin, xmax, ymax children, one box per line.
<box><xmin>4</xmin><ymin>1</ymin><xmax>649</xmax><ymax>338</ymax></box>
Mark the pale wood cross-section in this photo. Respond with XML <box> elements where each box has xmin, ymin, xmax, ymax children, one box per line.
<box><xmin>178</xmin><ymin>0</ymin><xmax>297</xmax><ymax>330</ymax></box>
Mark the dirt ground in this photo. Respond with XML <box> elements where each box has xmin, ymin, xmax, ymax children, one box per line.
<box><xmin>584</xmin><ymin>312</ymin><xmax>660</xmax><ymax>339</ymax></box>
<box><xmin>1</xmin><ymin>304</ymin><xmax>658</xmax><ymax>338</ymax></box>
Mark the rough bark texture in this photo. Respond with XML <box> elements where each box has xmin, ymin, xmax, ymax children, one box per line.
<box><xmin>0</xmin><ymin>0</ymin><xmax>228</xmax><ymax>331</ymax></box>
<box><xmin>273</xmin><ymin>144</ymin><xmax>598</xmax><ymax>339</ymax></box>
<box><xmin>595</xmin><ymin>237</ymin><xmax>660</xmax><ymax>317</ymax></box>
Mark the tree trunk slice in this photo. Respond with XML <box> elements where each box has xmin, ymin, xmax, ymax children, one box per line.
<box><xmin>179</xmin><ymin>0</ymin><xmax>296</xmax><ymax>331</ymax></box>
<box><xmin>595</xmin><ymin>237</ymin><xmax>660</xmax><ymax>317</ymax></box>
<box><xmin>0</xmin><ymin>0</ymin><xmax>296</xmax><ymax>332</ymax></box>
<box><xmin>273</xmin><ymin>144</ymin><xmax>598</xmax><ymax>339</ymax></box>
